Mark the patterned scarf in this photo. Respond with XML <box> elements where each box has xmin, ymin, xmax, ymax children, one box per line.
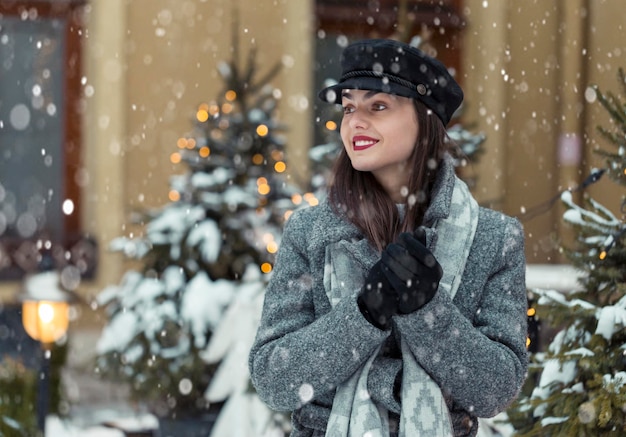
<box><xmin>323</xmin><ymin>176</ymin><xmax>479</xmax><ymax>437</ymax></box>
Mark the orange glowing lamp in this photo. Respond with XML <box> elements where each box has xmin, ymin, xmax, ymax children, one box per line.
<box><xmin>20</xmin><ymin>271</ymin><xmax>72</xmax><ymax>345</ymax></box>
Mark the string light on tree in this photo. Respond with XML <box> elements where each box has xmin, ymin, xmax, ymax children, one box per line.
<box><xmin>252</xmin><ymin>154</ymin><xmax>264</xmax><ymax>165</ymax></box>
<box><xmin>256</xmin><ymin>124</ymin><xmax>269</xmax><ymax>137</ymax></box>
<box><xmin>303</xmin><ymin>192</ymin><xmax>319</xmax><ymax>206</ymax></box>
<box><xmin>598</xmin><ymin>225</ymin><xmax>626</xmax><ymax>260</ymax></box>
<box><xmin>271</xmin><ymin>150</ymin><xmax>284</xmax><ymax>161</ymax></box>
<box><xmin>196</xmin><ymin>104</ymin><xmax>209</xmax><ymax>122</ymax></box>
<box><xmin>225</xmin><ymin>90</ymin><xmax>236</xmax><ymax>101</ymax></box>
<box><xmin>263</xmin><ymin>233</ymin><xmax>278</xmax><ymax>254</ymax></box>
<box><xmin>168</xmin><ymin>190</ymin><xmax>180</xmax><ymax>202</ymax></box>
<box><xmin>274</xmin><ymin>161</ymin><xmax>286</xmax><ymax>173</ymax></box>
<box><xmin>177</xmin><ymin>137</ymin><xmax>188</xmax><ymax>149</ymax></box>
<box><xmin>526</xmin><ymin>304</ymin><xmax>538</xmax><ymax>351</ymax></box>
<box><xmin>198</xmin><ymin>146</ymin><xmax>210</xmax><ymax>158</ymax></box>
<box><xmin>257</xmin><ymin>177</ymin><xmax>271</xmax><ymax>195</ymax></box>
<box><xmin>170</xmin><ymin>152</ymin><xmax>182</xmax><ymax>164</ymax></box>
<box><xmin>207</xmin><ymin>103</ymin><xmax>219</xmax><ymax>117</ymax></box>
<box><xmin>291</xmin><ymin>193</ymin><xmax>303</xmax><ymax>205</ymax></box>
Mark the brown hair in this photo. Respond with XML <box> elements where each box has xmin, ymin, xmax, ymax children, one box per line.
<box><xmin>328</xmin><ymin>100</ymin><xmax>455</xmax><ymax>252</ymax></box>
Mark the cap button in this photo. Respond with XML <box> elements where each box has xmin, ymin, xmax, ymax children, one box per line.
<box><xmin>416</xmin><ymin>84</ymin><xmax>427</xmax><ymax>95</ymax></box>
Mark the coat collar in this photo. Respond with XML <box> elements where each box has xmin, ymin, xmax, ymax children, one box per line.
<box><xmin>312</xmin><ymin>153</ymin><xmax>459</xmax><ymax>253</ymax></box>
<box><xmin>423</xmin><ymin>153</ymin><xmax>457</xmax><ymax>226</ymax></box>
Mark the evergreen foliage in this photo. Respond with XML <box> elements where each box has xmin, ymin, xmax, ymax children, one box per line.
<box><xmin>0</xmin><ymin>357</ymin><xmax>37</xmax><ymax>437</ymax></box>
<box><xmin>94</xmin><ymin>41</ymin><xmax>297</xmax><ymax>422</ymax></box>
<box><xmin>508</xmin><ymin>68</ymin><xmax>626</xmax><ymax>436</ymax></box>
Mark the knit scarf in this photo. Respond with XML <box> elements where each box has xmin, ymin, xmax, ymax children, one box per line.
<box><xmin>323</xmin><ymin>176</ymin><xmax>479</xmax><ymax>437</ymax></box>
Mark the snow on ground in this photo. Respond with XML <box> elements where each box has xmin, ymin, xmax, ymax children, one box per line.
<box><xmin>526</xmin><ymin>264</ymin><xmax>584</xmax><ymax>292</ymax></box>
<box><xmin>47</xmin><ymin>413</ymin><xmax>158</xmax><ymax>437</ymax></box>
<box><xmin>46</xmin><ymin>414</ymin><xmax>511</xmax><ymax>437</ymax></box>
<box><xmin>47</xmin><ymin>415</ymin><xmax>125</xmax><ymax>437</ymax></box>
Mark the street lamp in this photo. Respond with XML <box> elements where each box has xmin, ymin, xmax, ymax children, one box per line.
<box><xmin>19</xmin><ymin>269</ymin><xmax>74</xmax><ymax>436</ymax></box>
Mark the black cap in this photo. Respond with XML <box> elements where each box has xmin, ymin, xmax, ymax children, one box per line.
<box><xmin>318</xmin><ymin>39</ymin><xmax>464</xmax><ymax>126</ymax></box>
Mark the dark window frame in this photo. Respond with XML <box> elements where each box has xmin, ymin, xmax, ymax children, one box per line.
<box><xmin>0</xmin><ymin>0</ymin><xmax>95</xmax><ymax>280</ymax></box>
<box><xmin>315</xmin><ymin>0</ymin><xmax>465</xmax><ymax>83</ymax></box>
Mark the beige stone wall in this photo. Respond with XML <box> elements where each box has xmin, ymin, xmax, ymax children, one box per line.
<box><xmin>584</xmin><ymin>0</ymin><xmax>626</xmax><ymax>215</ymax></box>
<box><xmin>79</xmin><ymin>0</ymin><xmax>128</xmax><ymax>307</ymax></box>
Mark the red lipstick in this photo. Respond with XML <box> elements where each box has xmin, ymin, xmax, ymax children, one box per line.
<box><xmin>353</xmin><ymin>135</ymin><xmax>378</xmax><ymax>151</ymax></box>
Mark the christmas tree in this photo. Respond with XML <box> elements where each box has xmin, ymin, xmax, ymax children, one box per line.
<box><xmin>508</xmin><ymin>68</ymin><xmax>626</xmax><ymax>436</ymax></box>
<box><xmin>94</xmin><ymin>37</ymin><xmax>296</xmax><ymax>435</ymax></box>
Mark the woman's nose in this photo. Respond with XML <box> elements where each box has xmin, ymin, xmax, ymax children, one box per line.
<box><xmin>347</xmin><ymin>109</ymin><xmax>368</xmax><ymax>128</ymax></box>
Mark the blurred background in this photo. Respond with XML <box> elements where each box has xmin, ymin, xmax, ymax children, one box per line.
<box><xmin>1</xmin><ymin>0</ymin><xmax>625</xmax><ymax>435</ymax></box>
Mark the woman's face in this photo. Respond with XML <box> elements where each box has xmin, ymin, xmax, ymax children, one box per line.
<box><xmin>340</xmin><ymin>89</ymin><xmax>419</xmax><ymax>197</ymax></box>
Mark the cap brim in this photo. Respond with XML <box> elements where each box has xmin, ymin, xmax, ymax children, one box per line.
<box><xmin>318</xmin><ymin>77</ymin><xmax>419</xmax><ymax>104</ymax></box>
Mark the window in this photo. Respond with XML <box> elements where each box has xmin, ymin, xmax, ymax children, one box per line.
<box><xmin>315</xmin><ymin>0</ymin><xmax>464</xmax><ymax>66</ymax></box>
<box><xmin>0</xmin><ymin>1</ymin><xmax>95</xmax><ymax>280</ymax></box>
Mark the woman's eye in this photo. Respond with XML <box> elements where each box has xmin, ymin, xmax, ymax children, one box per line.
<box><xmin>342</xmin><ymin>106</ymin><xmax>354</xmax><ymax>114</ymax></box>
<box><xmin>372</xmin><ymin>103</ymin><xmax>387</xmax><ymax>111</ymax></box>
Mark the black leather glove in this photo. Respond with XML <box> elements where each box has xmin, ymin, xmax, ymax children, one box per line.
<box><xmin>381</xmin><ymin>228</ymin><xmax>443</xmax><ymax>314</ymax></box>
<box><xmin>357</xmin><ymin>260</ymin><xmax>398</xmax><ymax>329</ymax></box>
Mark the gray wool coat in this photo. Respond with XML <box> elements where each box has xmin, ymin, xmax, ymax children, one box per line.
<box><xmin>249</xmin><ymin>156</ymin><xmax>528</xmax><ymax>437</ymax></box>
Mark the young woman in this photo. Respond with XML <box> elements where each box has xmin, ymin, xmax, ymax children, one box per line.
<box><xmin>249</xmin><ymin>39</ymin><xmax>528</xmax><ymax>437</ymax></box>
